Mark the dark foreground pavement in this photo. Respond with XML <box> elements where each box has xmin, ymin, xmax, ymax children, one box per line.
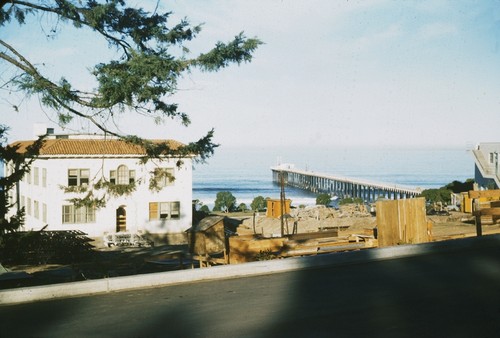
<box><xmin>2</xmin><ymin>236</ymin><xmax>500</xmax><ymax>338</ymax></box>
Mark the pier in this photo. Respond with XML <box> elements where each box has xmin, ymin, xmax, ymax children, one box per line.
<box><xmin>271</xmin><ymin>165</ymin><xmax>422</xmax><ymax>202</ymax></box>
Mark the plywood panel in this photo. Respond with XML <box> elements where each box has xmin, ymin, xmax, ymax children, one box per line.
<box><xmin>376</xmin><ymin>198</ymin><xmax>428</xmax><ymax>247</ymax></box>
<box><xmin>376</xmin><ymin>199</ymin><xmax>399</xmax><ymax>247</ymax></box>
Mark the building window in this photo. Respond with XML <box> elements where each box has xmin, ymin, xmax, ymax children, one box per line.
<box><xmin>68</xmin><ymin>169</ymin><xmax>90</xmax><ymax>186</ymax></box>
<box><xmin>42</xmin><ymin>203</ymin><xmax>47</xmax><ymax>223</ymax></box>
<box><xmin>33</xmin><ymin>167</ymin><xmax>39</xmax><ymax>186</ymax></box>
<box><xmin>490</xmin><ymin>152</ymin><xmax>498</xmax><ymax>165</ymax></box>
<box><xmin>27</xmin><ymin>197</ymin><xmax>31</xmax><ymax>216</ymax></box>
<box><xmin>154</xmin><ymin>168</ymin><xmax>175</xmax><ymax>188</ymax></box>
<box><xmin>149</xmin><ymin>201</ymin><xmax>180</xmax><ymax>220</ymax></box>
<box><xmin>42</xmin><ymin>168</ymin><xmax>47</xmax><ymax>187</ymax></box>
<box><xmin>110</xmin><ymin>165</ymin><xmax>135</xmax><ymax>185</ymax></box>
<box><xmin>117</xmin><ymin>165</ymin><xmax>129</xmax><ymax>185</ymax></box>
<box><xmin>26</xmin><ymin>171</ymin><xmax>31</xmax><ymax>185</ymax></box>
<box><xmin>34</xmin><ymin>200</ymin><xmax>39</xmax><ymax>219</ymax></box>
<box><xmin>62</xmin><ymin>205</ymin><xmax>96</xmax><ymax>224</ymax></box>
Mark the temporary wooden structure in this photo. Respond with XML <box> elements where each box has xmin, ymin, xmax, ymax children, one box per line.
<box><xmin>469</xmin><ymin>189</ymin><xmax>500</xmax><ymax>236</ymax></box>
<box><xmin>375</xmin><ymin>197</ymin><xmax>431</xmax><ymax>247</ymax></box>
<box><xmin>266</xmin><ymin>199</ymin><xmax>291</xmax><ymax>218</ymax></box>
<box><xmin>187</xmin><ymin>216</ymin><xmax>228</xmax><ymax>267</ymax></box>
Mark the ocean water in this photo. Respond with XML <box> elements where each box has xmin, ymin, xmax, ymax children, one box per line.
<box><xmin>192</xmin><ymin>146</ymin><xmax>473</xmax><ymax>209</ymax></box>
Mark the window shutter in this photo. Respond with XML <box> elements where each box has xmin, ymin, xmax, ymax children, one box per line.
<box><xmin>149</xmin><ymin>202</ymin><xmax>158</xmax><ymax>220</ymax></box>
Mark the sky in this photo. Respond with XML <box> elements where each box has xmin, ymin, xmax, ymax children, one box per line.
<box><xmin>1</xmin><ymin>0</ymin><xmax>500</xmax><ymax>149</ymax></box>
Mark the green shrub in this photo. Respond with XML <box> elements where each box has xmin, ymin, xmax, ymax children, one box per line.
<box><xmin>316</xmin><ymin>193</ymin><xmax>332</xmax><ymax>206</ymax></box>
<box><xmin>250</xmin><ymin>196</ymin><xmax>267</xmax><ymax>211</ymax></box>
<box><xmin>213</xmin><ymin>191</ymin><xmax>236</xmax><ymax>212</ymax></box>
<box><xmin>339</xmin><ymin>197</ymin><xmax>363</xmax><ymax>205</ymax></box>
<box><xmin>0</xmin><ymin>231</ymin><xmax>94</xmax><ymax>265</ymax></box>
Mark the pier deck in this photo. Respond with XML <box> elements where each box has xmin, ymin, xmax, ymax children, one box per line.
<box><xmin>271</xmin><ymin>166</ymin><xmax>421</xmax><ymax>202</ymax></box>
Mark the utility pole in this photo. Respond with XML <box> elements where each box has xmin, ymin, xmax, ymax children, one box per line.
<box><xmin>280</xmin><ymin>171</ymin><xmax>285</xmax><ymax>237</ymax></box>
<box><xmin>495</xmin><ymin>152</ymin><xmax>499</xmax><ymax>188</ymax></box>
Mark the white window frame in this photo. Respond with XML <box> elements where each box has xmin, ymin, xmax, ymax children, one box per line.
<box><xmin>33</xmin><ymin>167</ymin><xmax>39</xmax><ymax>186</ymax></box>
<box><xmin>110</xmin><ymin>166</ymin><xmax>135</xmax><ymax>185</ymax></box>
<box><xmin>149</xmin><ymin>201</ymin><xmax>181</xmax><ymax>220</ymax></box>
<box><xmin>155</xmin><ymin>168</ymin><xmax>175</xmax><ymax>188</ymax></box>
<box><xmin>68</xmin><ymin>169</ymin><xmax>90</xmax><ymax>187</ymax></box>
<box><xmin>27</xmin><ymin>197</ymin><xmax>31</xmax><ymax>216</ymax></box>
<box><xmin>42</xmin><ymin>203</ymin><xmax>47</xmax><ymax>223</ymax></box>
<box><xmin>117</xmin><ymin>165</ymin><xmax>129</xmax><ymax>185</ymax></box>
<box><xmin>34</xmin><ymin>200</ymin><xmax>39</xmax><ymax>219</ymax></box>
<box><xmin>42</xmin><ymin>168</ymin><xmax>47</xmax><ymax>188</ymax></box>
<box><xmin>62</xmin><ymin>205</ymin><xmax>96</xmax><ymax>224</ymax></box>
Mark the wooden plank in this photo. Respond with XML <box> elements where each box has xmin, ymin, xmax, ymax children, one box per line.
<box><xmin>192</xmin><ymin>255</ymin><xmax>227</xmax><ymax>265</ymax></box>
<box><xmin>376</xmin><ymin>199</ymin><xmax>399</xmax><ymax>247</ymax></box>
<box><xmin>318</xmin><ymin>242</ymin><xmax>375</xmax><ymax>253</ymax></box>
<box><xmin>228</xmin><ymin>236</ymin><xmax>285</xmax><ymax>264</ymax></box>
<box><xmin>476</xmin><ymin>207</ymin><xmax>500</xmax><ymax>216</ymax></box>
<box><xmin>412</xmin><ymin>198</ymin><xmax>428</xmax><ymax>244</ymax></box>
<box><xmin>376</xmin><ymin>198</ymin><xmax>428</xmax><ymax>246</ymax></box>
<box><xmin>468</xmin><ymin>189</ymin><xmax>500</xmax><ymax>199</ymax></box>
<box><xmin>287</xmin><ymin>229</ymin><xmax>338</xmax><ymax>241</ymax></box>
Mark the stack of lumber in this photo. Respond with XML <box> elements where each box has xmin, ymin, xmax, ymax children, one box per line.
<box><xmin>281</xmin><ymin>233</ymin><xmax>377</xmax><ymax>257</ymax></box>
<box><xmin>228</xmin><ymin>229</ymin><xmax>377</xmax><ymax>264</ymax></box>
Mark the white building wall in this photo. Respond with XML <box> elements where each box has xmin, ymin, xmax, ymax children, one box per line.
<box><xmin>12</xmin><ymin>155</ymin><xmax>192</xmax><ymax>237</ymax></box>
<box><xmin>473</xmin><ymin>143</ymin><xmax>500</xmax><ymax>190</ymax></box>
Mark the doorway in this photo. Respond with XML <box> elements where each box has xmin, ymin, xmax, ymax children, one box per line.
<box><xmin>116</xmin><ymin>206</ymin><xmax>126</xmax><ymax>232</ymax></box>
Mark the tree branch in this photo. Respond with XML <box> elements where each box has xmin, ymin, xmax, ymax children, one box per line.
<box><xmin>7</xmin><ymin>1</ymin><xmax>132</xmax><ymax>55</ymax></box>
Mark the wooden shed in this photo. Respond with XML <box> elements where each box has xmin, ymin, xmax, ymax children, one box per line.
<box><xmin>187</xmin><ymin>216</ymin><xmax>227</xmax><ymax>256</ymax></box>
<box><xmin>266</xmin><ymin>198</ymin><xmax>291</xmax><ymax>218</ymax></box>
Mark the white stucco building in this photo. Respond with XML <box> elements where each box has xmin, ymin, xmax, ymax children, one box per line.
<box><xmin>4</xmin><ymin>133</ymin><xmax>193</xmax><ymax>240</ymax></box>
<box><xmin>471</xmin><ymin>142</ymin><xmax>500</xmax><ymax>190</ymax></box>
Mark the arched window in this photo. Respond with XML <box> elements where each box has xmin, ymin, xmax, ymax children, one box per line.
<box><xmin>110</xmin><ymin>165</ymin><xmax>135</xmax><ymax>185</ymax></box>
<box><xmin>117</xmin><ymin>165</ymin><xmax>129</xmax><ymax>185</ymax></box>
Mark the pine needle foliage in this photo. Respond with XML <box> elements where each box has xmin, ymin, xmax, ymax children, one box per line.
<box><xmin>0</xmin><ymin>0</ymin><xmax>262</xmax><ymax>160</ymax></box>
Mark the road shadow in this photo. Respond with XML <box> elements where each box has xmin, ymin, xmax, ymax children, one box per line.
<box><xmin>2</xmin><ymin>236</ymin><xmax>500</xmax><ymax>337</ymax></box>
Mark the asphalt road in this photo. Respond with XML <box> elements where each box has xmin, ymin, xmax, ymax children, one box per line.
<box><xmin>2</xmin><ymin>240</ymin><xmax>500</xmax><ymax>338</ymax></box>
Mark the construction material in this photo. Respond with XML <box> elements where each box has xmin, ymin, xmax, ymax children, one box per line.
<box><xmin>266</xmin><ymin>198</ymin><xmax>292</xmax><ymax>219</ymax></box>
<box><xmin>186</xmin><ymin>216</ymin><xmax>230</xmax><ymax>267</ymax></box>
<box><xmin>376</xmin><ymin>197</ymin><xmax>429</xmax><ymax>247</ymax></box>
<box><xmin>229</xmin><ymin>235</ymin><xmax>285</xmax><ymax>264</ymax></box>
<box><xmin>468</xmin><ymin>189</ymin><xmax>500</xmax><ymax>199</ymax></box>
<box><xmin>469</xmin><ymin>190</ymin><xmax>500</xmax><ymax>236</ymax></box>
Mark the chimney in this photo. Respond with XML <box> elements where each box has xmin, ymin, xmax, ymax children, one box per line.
<box><xmin>33</xmin><ymin>124</ymin><xmax>54</xmax><ymax>139</ymax></box>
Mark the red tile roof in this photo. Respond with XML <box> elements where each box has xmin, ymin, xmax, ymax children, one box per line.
<box><xmin>11</xmin><ymin>138</ymin><xmax>184</xmax><ymax>156</ymax></box>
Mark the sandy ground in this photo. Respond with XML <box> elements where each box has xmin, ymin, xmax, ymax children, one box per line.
<box><xmin>3</xmin><ymin>204</ymin><xmax>500</xmax><ymax>288</ymax></box>
<box><xmin>235</xmin><ymin>204</ymin><xmax>499</xmax><ymax>239</ymax></box>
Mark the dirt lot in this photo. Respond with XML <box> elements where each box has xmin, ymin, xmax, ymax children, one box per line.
<box><xmin>236</xmin><ymin>204</ymin><xmax>500</xmax><ymax>239</ymax></box>
<box><xmin>2</xmin><ymin>205</ymin><xmax>500</xmax><ymax>289</ymax></box>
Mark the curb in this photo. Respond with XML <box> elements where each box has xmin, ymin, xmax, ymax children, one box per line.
<box><xmin>2</xmin><ymin>234</ymin><xmax>499</xmax><ymax>305</ymax></box>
